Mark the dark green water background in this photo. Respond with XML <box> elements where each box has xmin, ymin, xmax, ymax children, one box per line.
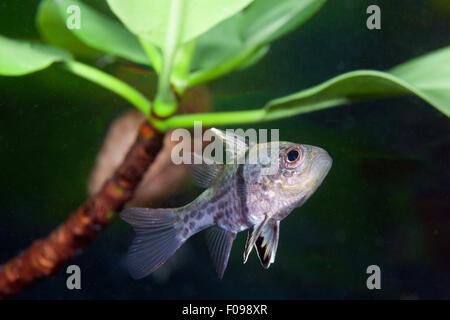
<box><xmin>0</xmin><ymin>0</ymin><xmax>449</xmax><ymax>299</ymax></box>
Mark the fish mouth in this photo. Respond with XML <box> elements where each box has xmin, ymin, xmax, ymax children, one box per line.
<box><xmin>310</xmin><ymin>147</ymin><xmax>333</xmax><ymax>185</ymax></box>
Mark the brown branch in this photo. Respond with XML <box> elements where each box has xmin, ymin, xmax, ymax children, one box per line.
<box><xmin>0</xmin><ymin>121</ymin><xmax>164</xmax><ymax>299</ymax></box>
<box><xmin>88</xmin><ymin>110</ymin><xmax>190</xmax><ymax>208</ymax></box>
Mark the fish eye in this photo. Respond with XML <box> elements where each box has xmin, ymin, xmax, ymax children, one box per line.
<box><xmin>287</xmin><ymin>149</ymin><xmax>299</xmax><ymax>162</ymax></box>
<box><xmin>284</xmin><ymin>146</ymin><xmax>302</xmax><ymax>167</ymax></box>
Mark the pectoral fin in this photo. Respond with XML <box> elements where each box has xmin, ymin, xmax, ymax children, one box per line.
<box><xmin>254</xmin><ymin>219</ymin><xmax>280</xmax><ymax>268</ymax></box>
<box><xmin>205</xmin><ymin>227</ymin><xmax>236</xmax><ymax>279</ymax></box>
<box><xmin>243</xmin><ymin>215</ymin><xmax>269</xmax><ymax>263</ymax></box>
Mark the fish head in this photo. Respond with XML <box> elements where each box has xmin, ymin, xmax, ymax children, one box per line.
<box><xmin>277</xmin><ymin>142</ymin><xmax>332</xmax><ymax>197</ymax></box>
<box><xmin>247</xmin><ymin>141</ymin><xmax>332</xmax><ymax>209</ymax></box>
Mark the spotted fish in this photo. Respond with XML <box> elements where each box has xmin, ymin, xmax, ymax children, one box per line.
<box><xmin>121</xmin><ymin>129</ymin><xmax>332</xmax><ymax>279</ymax></box>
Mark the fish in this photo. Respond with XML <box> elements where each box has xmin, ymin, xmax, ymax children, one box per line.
<box><xmin>120</xmin><ymin>128</ymin><xmax>333</xmax><ymax>279</ymax></box>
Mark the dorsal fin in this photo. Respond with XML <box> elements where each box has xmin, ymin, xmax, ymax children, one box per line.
<box><xmin>210</xmin><ymin>128</ymin><xmax>250</xmax><ymax>162</ymax></box>
<box><xmin>205</xmin><ymin>227</ymin><xmax>236</xmax><ymax>279</ymax></box>
<box><xmin>254</xmin><ymin>219</ymin><xmax>280</xmax><ymax>268</ymax></box>
<box><xmin>189</xmin><ymin>127</ymin><xmax>250</xmax><ymax>188</ymax></box>
<box><xmin>190</xmin><ymin>152</ymin><xmax>224</xmax><ymax>188</ymax></box>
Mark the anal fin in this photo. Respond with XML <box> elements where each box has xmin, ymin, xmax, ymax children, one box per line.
<box><xmin>205</xmin><ymin>227</ymin><xmax>236</xmax><ymax>279</ymax></box>
<box><xmin>254</xmin><ymin>219</ymin><xmax>280</xmax><ymax>268</ymax></box>
<box><xmin>243</xmin><ymin>215</ymin><xmax>269</xmax><ymax>263</ymax></box>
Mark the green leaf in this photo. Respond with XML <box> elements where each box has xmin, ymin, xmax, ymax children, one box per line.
<box><xmin>263</xmin><ymin>70</ymin><xmax>413</xmax><ymax>120</ymax></box>
<box><xmin>0</xmin><ymin>36</ymin><xmax>150</xmax><ymax>114</ymax></box>
<box><xmin>191</xmin><ymin>14</ymin><xmax>244</xmax><ymax>70</ymax></box>
<box><xmin>390</xmin><ymin>46</ymin><xmax>450</xmax><ymax>116</ymax></box>
<box><xmin>0</xmin><ymin>35</ymin><xmax>71</xmax><ymax>76</ymax></box>
<box><xmin>38</xmin><ymin>0</ymin><xmax>149</xmax><ymax>65</ymax></box>
<box><xmin>190</xmin><ymin>12</ymin><xmax>269</xmax><ymax>71</ymax></box>
<box><xmin>160</xmin><ymin>46</ymin><xmax>450</xmax><ymax>130</ymax></box>
<box><xmin>236</xmin><ymin>45</ymin><xmax>270</xmax><ymax>70</ymax></box>
<box><xmin>264</xmin><ymin>46</ymin><xmax>450</xmax><ymax>119</ymax></box>
<box><xmin>36</xmin><ymin>0</ymin><xmax>99</xmax><ymax>58</ymax></box>
<box><xmin>188</xmin><ymin>0</ymin><xmax>326</xmax><ymax>85</ymax></box>
<box><xmin>241</xmin><ymin>0</ymin><xmax>327</xmax><ymax>47</ymax></box>
<box><xmin>106</xmin><ymin>0</ymin><xmax>254</xmax><ymax>47</ymax></box>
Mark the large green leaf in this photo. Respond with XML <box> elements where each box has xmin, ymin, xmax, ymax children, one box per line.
<box><xmin>161</xmin><ymin>46</ymin><xmax>450</xmax><ymax>129</ymax></box>
<box><xmin>191</xmin><ymin>14</ymin><xmax>244</xmax><ymax>70</ymax></box>
<box><xmin>0</xmin><ymin>35</ymin><xmax>151</xmax><ymax>114</ymax></box>
<box><xmin>189</xmin><ymin>0</ymin><xmax>326</xmax><ymax>84</ymax></box>
<box><xmin>0</xmin><ymin>35</ymin><xmax>72</xmax><ymax>76</ymax></box>
<box><xmin>106</xmin><ymin>0</ymin><xmax>254</xmax><ymax>47</ymax></box>
<box><xmin>190</xmin><ymin>12</ymin><xmax>270</xmax><ymax>72</ymax></box>
<box><xmin>264</xmin><ymin>46</ymin><xmax>450</xmax><ymax>119</ymax></box>
<box><xmin>36</xmin><ymin>0</ymin><xmax>99</xmax><ymax>58</ymax></box>
<box><xmin>390</xmin><ymin>46</ymin><xmax>450</xmax><ymax>112</ymax></box>
<box><xmin>37</xmin><ymin>0</ymin><xmax>149</xmax><ymax>65</ymax></box>
<box><xmin>241</xmin><ymin>0</ymin><xmax>327</xmax><ymax>47</ymax></box>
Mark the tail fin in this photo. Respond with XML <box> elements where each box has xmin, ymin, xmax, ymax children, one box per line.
<box><xmin>120</xmin><ymin>207</ymin><xmax>184</xmax><ymax>279</ymax></box>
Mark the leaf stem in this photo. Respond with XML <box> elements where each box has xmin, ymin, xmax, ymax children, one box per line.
<box><xmin>138</xmin><ymin>37</ymin><xmax>162</xmax><ymax>74</ymax></box>
<box><xmin>153</xmin><ymin>0</ymin><xmax>183</xmax><ymax>117</ymax></box>
<box><xmin>171</xmin><ymin>40</ymin><xmax>196</xmax><ymax>94</ymax></box>
<box><xmin>156</xmin><ymin>109</ymin><xmax>265</xmax><ymax>130</ymax></box>
<box><xmin>62</xmin><ymin>60</ymin><xmax>151</xmax><ymax>115</ymax></box>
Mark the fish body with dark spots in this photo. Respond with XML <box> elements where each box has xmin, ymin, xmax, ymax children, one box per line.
<box><xmin>120</xmin><ymin>129</ymin><xmax>332</xmax><ymax>279</ymax></box>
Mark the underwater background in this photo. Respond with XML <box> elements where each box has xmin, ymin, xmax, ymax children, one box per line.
<box><xmin>0</xmin><ymin>0</ymin><xmax>449</xmax><ymax>299</ymax></box>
